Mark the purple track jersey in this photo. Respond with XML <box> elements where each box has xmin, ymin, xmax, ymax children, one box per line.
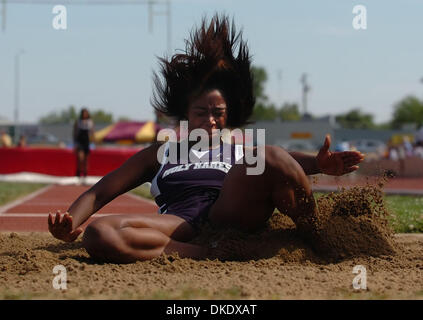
<box><xmin>150</xmin><ymin>141</ymin><xmax>244</xmax><ymax>227</ymax></box>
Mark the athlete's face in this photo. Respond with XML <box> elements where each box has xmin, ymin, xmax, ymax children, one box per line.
<box><xmin>187</xmin><ymin>89</ymin><xmax>228</xmax><ymax>136</ymax></box>
<box><xmin>81</xmin><ymin>110</ymin><xmax>89</xmax><ymax>119</ymax></box>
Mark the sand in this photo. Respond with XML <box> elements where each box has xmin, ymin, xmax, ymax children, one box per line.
<box><xmin>0</xmin><ymin>231</ymin><xmax>422</xmax><ymax>299</ymax></box>
<box><xmin>0</xmin><ymin>179</ymin><xmax>422</xmax><ymax>299</ymax></box>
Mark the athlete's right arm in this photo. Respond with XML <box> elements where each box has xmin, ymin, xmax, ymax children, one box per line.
<box><xmin>48</xmin><ymin>143</ymin><xmax>162</xmax><ymax>242</ymax></box>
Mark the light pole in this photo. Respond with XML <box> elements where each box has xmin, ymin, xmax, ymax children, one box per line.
<box><xmin>148</xmin><ymin>0</ymin><xmax>172</xmax><ymax>55</ymax></box>
<box><xmin>277</xmin><ymin>69</ymin><xmax>282</xmax><ymax>104</ymax></box>
<box><xmin>1</xmin><ymin>0</ymin><xmax>6</xmax><ymax>32</ymax></box>
<box><xmin>300</xmin><ymin>73</ymin><xmax>310</xmax><ymax>116</ymax></box>
<box><xmin>14</xmin><ymin>49</ymin><xmax>25</xmax><ymax>144</ymax></box>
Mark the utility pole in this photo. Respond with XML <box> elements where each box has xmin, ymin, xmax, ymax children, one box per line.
<box><xmin>1</xmin><ymin>0</ymin><xmax>6</xmax><ymax>32</ymax></box>
<box><xmin>277</xmin><ymin>69</ymin><xmax>282</xmax><ymax>105</ymax></box>
<box><xmin>300</xmin><ymin>73</ymin><xmax>310</xmax><ymax>115</ymax></box>
<box><xmin>167</xmin><ymin>0</ymin><xmax>171</xmax><ymax>55</ymax></box>
<box><xmin>148</xmin><ymin>0</ymin><xmax>172</xmax><ymax>54</ymax></box>
<box><xmin>14</xmin><ymin>49</ymin><xmax>25</xmax><ymax>144</ymax></box>
<box><xmin>2</xmin><ymin>0</ymin><xmax>173</xmax><ymax>53</ymax></box>
<box><xmin>421</xmin><ymin>77</ymin><xmax>423</xmax><ymax>107</ymax></box>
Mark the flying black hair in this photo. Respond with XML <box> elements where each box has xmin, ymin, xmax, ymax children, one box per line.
<box><xmin>79</xmin><ymin>107</ymin><xmax>90</xmax><ymax>120</ymax></box>
<box><xmin>152</xmin><ymin>14</ymin><xmax>255</xmax><ymax>128</ymax></box>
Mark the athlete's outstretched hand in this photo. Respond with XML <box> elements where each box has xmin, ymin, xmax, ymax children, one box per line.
<box><xmin>316</xmin><ymin>134</ymin><xmax>365</xmax><ymax>176</ymax></box>
<box><xmin>48</xmin><ymin>211</ymin><xmax>83</xmax><ymax>242</ymax></box>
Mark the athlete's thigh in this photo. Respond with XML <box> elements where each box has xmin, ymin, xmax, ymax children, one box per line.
<box><xmin>208</xmin><ymin>163</ymin><xmax>275</xmax><ymax>229</ymax></box>
<box><xmin>90</xmin><ymin>212</ymin><xmax>197</xmax><ymax>242</ymax></box>
<box><xmin>77</xmin><ymin>149</ymin><xmax>85</xmax><ymax>161</ymax></box>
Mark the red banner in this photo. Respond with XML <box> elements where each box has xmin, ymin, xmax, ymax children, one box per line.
<box><xmin>0</xmin><ymin>147</ymin><xmax>140</xmax><ymax>177</ymax></box>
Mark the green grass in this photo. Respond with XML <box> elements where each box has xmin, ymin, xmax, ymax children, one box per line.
<box><xmin>0</xmin><ymin>182</ymin><xmax>47</xmax><ymax>206</ymax></box>
<box><xmin>384</xmin><ymin>195</ymin><xmax>423</xmax><ymax>233</ymax></box>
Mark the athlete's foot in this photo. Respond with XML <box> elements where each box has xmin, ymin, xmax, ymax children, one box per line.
<box><xmin>81</xmin><ymin>176</ymin><xmax>89</xmax><ymax>186</ymax></box>
<box><xmin>76</xmin><ymin>176</ymin><xmax>83</xmax><ymax>186</ymax></box>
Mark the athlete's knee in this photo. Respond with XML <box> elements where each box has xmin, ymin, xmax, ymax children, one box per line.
<box><xmin>264</xmin><ymin>145</ymin><xmax>308</xmax><ymax>186</ymax></box>
<box><xmin>82</xmin><ymin>219</ymin><xmax>132</xmax><ymax>263</ymax></box>
<box><xmin>82</xmin><ymin>221</ymin><xmax>109</xmax><ymax>260</ymax></box>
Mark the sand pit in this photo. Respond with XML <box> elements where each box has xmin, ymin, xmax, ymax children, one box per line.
<box><xmin>0</xmin><ymin>231</ymin><xmax>422</xmax><ymax>299</ymax></box>
<box><xmin>0</xmin><ymin>182</ymin><xmax>422</xmax><ymax>299</ymax></box>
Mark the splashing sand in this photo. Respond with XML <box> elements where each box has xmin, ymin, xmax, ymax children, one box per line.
<box><xmin>190</xmin><ymin>175</ymin><xmax>398</xmax><ymax>262</ymax></box>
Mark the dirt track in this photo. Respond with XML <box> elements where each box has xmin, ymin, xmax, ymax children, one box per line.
<box><xmin>0</xmin><ymin>229</ymin><xmax>421</xmax><ymax>300</ymax></box>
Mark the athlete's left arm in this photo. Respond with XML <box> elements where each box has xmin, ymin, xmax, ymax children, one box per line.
<box><xmin>287</xmin><ymin>151</ymin><xmax>321</xmax><ymax>175</ymax></box>
<box><xmin>288</xmin><ymin>134</ymin><xmax>365</xmax><ymax>176</ymax></box>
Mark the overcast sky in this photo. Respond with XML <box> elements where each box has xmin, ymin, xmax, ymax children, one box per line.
<box><xmin>1</xmin><ymin>0</ymin><xmax>422</xmax><ymax>124</ymax></box>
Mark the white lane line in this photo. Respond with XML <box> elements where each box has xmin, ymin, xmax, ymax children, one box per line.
<box><xmin>0</xmin><ymin>213</ymin><xmax>158</xmax><ymax>217</ymax></box>
<box><xmin>0</xmin><ymin>185</ymin><xmax>53</xmax><ymax>216</ymax></box>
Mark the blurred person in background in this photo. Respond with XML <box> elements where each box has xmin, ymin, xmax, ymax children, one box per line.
<box><xmin>73</xmin><ymin>108</ymin><xmax>94</xmax><ymax>179</ymax></box>
<box><xmin>415</xmin><ymin>123</ymin><xmax>423</xmax><ymax>147</ymax></box>
<box><xmin>414</xmin><ymin>123</ymin><xmax>423</xmax><ymax>158</ymax></box>
<box><xmin>402</xmin><ymin>136</ymin><xmax>413</xmax><ymax>157</ymax></box>
<box><xmin>1</xmin><ymin>130</ymin><xmax>12</xmax><ymax>148</ymax></box>
<box><xmin>17</xmin><ymin>134</ymin><xmax>27</xmax><ymax>147</ymax></box>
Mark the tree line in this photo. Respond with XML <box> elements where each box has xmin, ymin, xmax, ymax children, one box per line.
<box><xmin>39</xmin><ymin>106</ymin><xmax>114</xmax><ymax>124</ymax></box>
<box><xmin>39</xmin><ymin>66</ymin><xmax>423</xmax><ymax>129</ymax></box>
<box><xmin>250</xmin><ymin>66</ymin><xmax>423</xmax><ymax>129</ymax></box>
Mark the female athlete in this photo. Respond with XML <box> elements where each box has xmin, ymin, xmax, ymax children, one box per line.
<box><xmin>73</xmin><ymin>108</ymin><xmax>94</xmax><ymax>178</ymax></box>
<box><xmin>48</xmin><ymin>15</ymin><xmax>364</xmax><ymax>263</ymax></box>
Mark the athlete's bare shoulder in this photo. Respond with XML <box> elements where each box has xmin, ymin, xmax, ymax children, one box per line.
<box><xmin>140</xmin><ymin>141</ymin><xmax>164</xmax><ymax>155</ymax></box>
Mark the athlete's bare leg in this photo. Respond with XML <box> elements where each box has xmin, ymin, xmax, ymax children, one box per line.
<box><xmin>209</xmin><ymin>145</ymin><xmax>317</xmax><ymax>232</ymax></box>
<box><xmin>76</xmin><ymin>150</ymin><xmax>84</xmax><ymax>177</ymax></box>
<box><xmin>82</xmin><ymin>153</ymin><xmax>89</xmax><ymax>177</ymax></box>
<box><xmin>82</xmin><ymin>213</ymin><xmax>209</xmax><ymax>263</ymax></box>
